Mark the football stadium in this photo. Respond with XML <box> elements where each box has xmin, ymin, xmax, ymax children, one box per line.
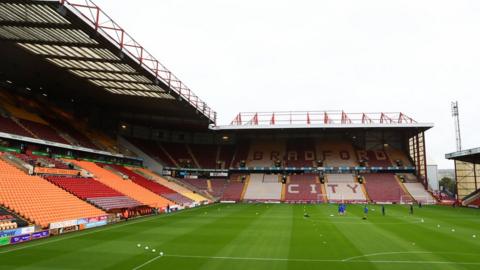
<box><xmin>0</xmin><ymin>1</ymin><xmax>479</xmax><ymax>269</ymax></box>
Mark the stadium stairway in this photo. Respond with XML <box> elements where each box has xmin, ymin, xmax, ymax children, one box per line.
<box><xmin>132</xmin><ymin>168</ymin><xmax>209</xmax><ymax>202</ymax></box>
<box><xmin>284</xmin><ymin>174</ymin><xmax>324</xmax><ymax>202</ymax></box>
<box><xmin>45</xmin><ymin>176</ymin><xmax>144</xmax><ymax>211</ymax></box>
<box><xmin>325</xmin><ymin>174</ymin><xmax>367</xmax><ymax>202</ymax></box>
<box><xmin>239</xmin><ymin>175</ymin><xmax>250</xmax><ymax>200</ymax></box>
<box><xmin>243</xmin><ymin>174</ymin><xmax>282</xmax><ymax>201</ymax></box>
<box><xmin>109</xmin><ymin>164</ymin><xmax>193</xmax><ymax>205</ymax></box>
<box><xmin>0</xmin><ymin>158</ymin><xmax>105</xmax><ymax>228</ymax></box>
<box><xmin>364</xmin><ymin>173</ymin><xmax>408</xmax><ymax>203</ymax></box>
<box><xmin>69</xmin><ymin>160</ymin><xmax>172</xmax><ymax>208</ymax></box>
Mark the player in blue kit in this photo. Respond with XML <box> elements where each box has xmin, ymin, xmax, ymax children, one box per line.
<box><xmin>363</xmin><ymin>205</ymin><xmax>369</xmax><ymax>220</ymax></box>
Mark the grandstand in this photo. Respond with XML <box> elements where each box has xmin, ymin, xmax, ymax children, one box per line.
<box><xmin>0</xmin><ymin>156</ymin><xmax>105</xmax><ymax>228</ymax></box>
<box><xmin>446</xmin><ymin>147</ymin><xmax>480</xmax><ymax>206</ymax></box>
<box><xmin>3</xmin><ymin>1</ymin><xmax>476</xmax><ymax>270</ymax></box>
<box><xmin>70</xmin><ymin>160</ymin><xmax>172</xmax><ymax>208</ymax></box>
<box><xmin>0</xmin><ymin>0</ymin><xmax>434</xmax><ymax>215</ymax></box>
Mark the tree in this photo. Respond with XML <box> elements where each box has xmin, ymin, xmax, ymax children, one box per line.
<box><xmin>439</xmin><ymin>177</ymin><xmax>455</xmax><ymax>194</ymax></box>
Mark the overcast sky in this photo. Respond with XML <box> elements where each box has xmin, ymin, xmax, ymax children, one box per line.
<box><xmin>93</xmin><ymin>0</ymin><xmax>480</xmax><ymax>169</ymax></box>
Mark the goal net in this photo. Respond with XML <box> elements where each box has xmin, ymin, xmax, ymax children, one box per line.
<box><xmin>400</xmin><ymin>195</ymin><xmax>436</xmax><ymax>205</ymax></box>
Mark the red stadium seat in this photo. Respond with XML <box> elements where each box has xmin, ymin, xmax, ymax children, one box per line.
<box><xmin>284</xmin><ymin>174</ymin><xmax>324</xmax><ymax>203</ymax></box>
<box><xmin>45</xmin><ymin>176</ymin><xmax>143</xmax><ymax>211</ymax></box>
<box><xmin>109</xmin><ymin>164</ymin><xmax>193</xmax><ymax>205</ymax></box>
<box><xmin>364</xmin><ymin>173</ymin><xmax>407</xmax><ymax>203</ymax></box>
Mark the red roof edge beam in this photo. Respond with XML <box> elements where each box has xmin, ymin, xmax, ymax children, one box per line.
<box><xmin>270</xmin><ymin>113</ymin><xmax>276</xmax><ymax>125</ymax></box>
<box><xmin>341</xmin><ymin>111</ymin><xmax>352</xmax><ymax>124</ymax></box>
<box><xmin>398</xmin><ymin>113</ymin><xmax>416</xmax><ymax>124</ymax></box>
<box><xmin>60</xmin><ymin>0</ymin><xmax>216</xmax><ymax>123</ymax></box>
<box><xmin>380</xmin><ymin>113</ymin><xmax>393</xmax><ymax>124</ymax></box>
<box><xmin>362</xmin><ymin>113</ymin><xmax>373</xmax><ymax>124</ymax></box>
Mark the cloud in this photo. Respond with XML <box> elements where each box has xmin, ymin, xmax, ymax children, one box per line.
<box><xmin>94</xmin><ymin>0</ymin><xmax>480</xmax><ymax>168</ymax></box>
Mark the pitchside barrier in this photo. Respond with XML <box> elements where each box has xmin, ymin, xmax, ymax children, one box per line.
<box><xmin>0</xmin><ymin>202</ymin><xmax>210</xmax><ymax>248</ymax></box>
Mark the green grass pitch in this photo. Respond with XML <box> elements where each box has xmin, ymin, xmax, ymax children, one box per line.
<box><xmin>1</xmin><ymin>203</ymin><xmax>480</xmax><ymax>270</ymax></box>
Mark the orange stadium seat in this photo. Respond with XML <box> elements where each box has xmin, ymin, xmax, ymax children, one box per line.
<box><xmin>0</xmin><ymin>158</ymin><xmax>105</xmax><ymax>228</ymax></box>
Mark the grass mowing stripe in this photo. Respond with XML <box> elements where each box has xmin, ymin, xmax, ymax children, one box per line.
<box><xmin>0</xmin><ymin>204</ymin><xmax>217</xmax><ymax>255</ymax></box>
<box><xmin>112</xmin><ymin>204</ymin><xmax>256</xmax><ymax>270</ymax></box>
<box><xmin>1</xmin><ymin>204</ymin><xmax>479</xmax><ymax>270</ymax></box>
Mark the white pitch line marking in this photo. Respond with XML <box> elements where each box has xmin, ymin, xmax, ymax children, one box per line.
<box><xmin>132</xmin><ymin>255</ymin><xmax>162</xmax><ymax>270</ymax></box>
<box><xmin>342</xmin><ymin>251</ymin><xmax>478</xmax><ymax>262</ymax></box>
<box><xmin>135</xmin><ymin>252</ymin><xmax>480</xmax><ymax>266</ymax></box>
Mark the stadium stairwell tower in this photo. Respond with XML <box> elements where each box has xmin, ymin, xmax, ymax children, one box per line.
<box><xmin>451</xmin><ymin>101</ymin><xmax>462</xmax><ymax>151</ymax></box>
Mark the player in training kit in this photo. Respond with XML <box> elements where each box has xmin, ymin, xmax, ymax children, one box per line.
<box><xmin>363</xmin><ymin>205</ymin><xmax>368</xmax><ymax>219</ymax></box>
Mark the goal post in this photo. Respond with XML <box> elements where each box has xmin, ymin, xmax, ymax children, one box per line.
<box><xmin>401</xmin><ymin>195</ymin><xmax>437</xmax><ymax>205</ymax></box>
<box><xmin>400</xmin><ymin>195</ymin><xmax>415</xmax><ymax>205</ymax></box>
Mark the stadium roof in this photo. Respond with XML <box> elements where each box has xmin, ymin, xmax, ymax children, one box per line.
<box><xmin>445</xmin><ymin>147</ymin><xmax>480</xmax><ymax>163</ymax></box>
<box><xmin>213</xmin><ymin>111</ymin><xmax>434</xmax><ymax>131</ymax></box>
<box><xmin>0</xmin><ymin>0</ymin><xmax>216</xmax><ymax>125</ymax></box>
